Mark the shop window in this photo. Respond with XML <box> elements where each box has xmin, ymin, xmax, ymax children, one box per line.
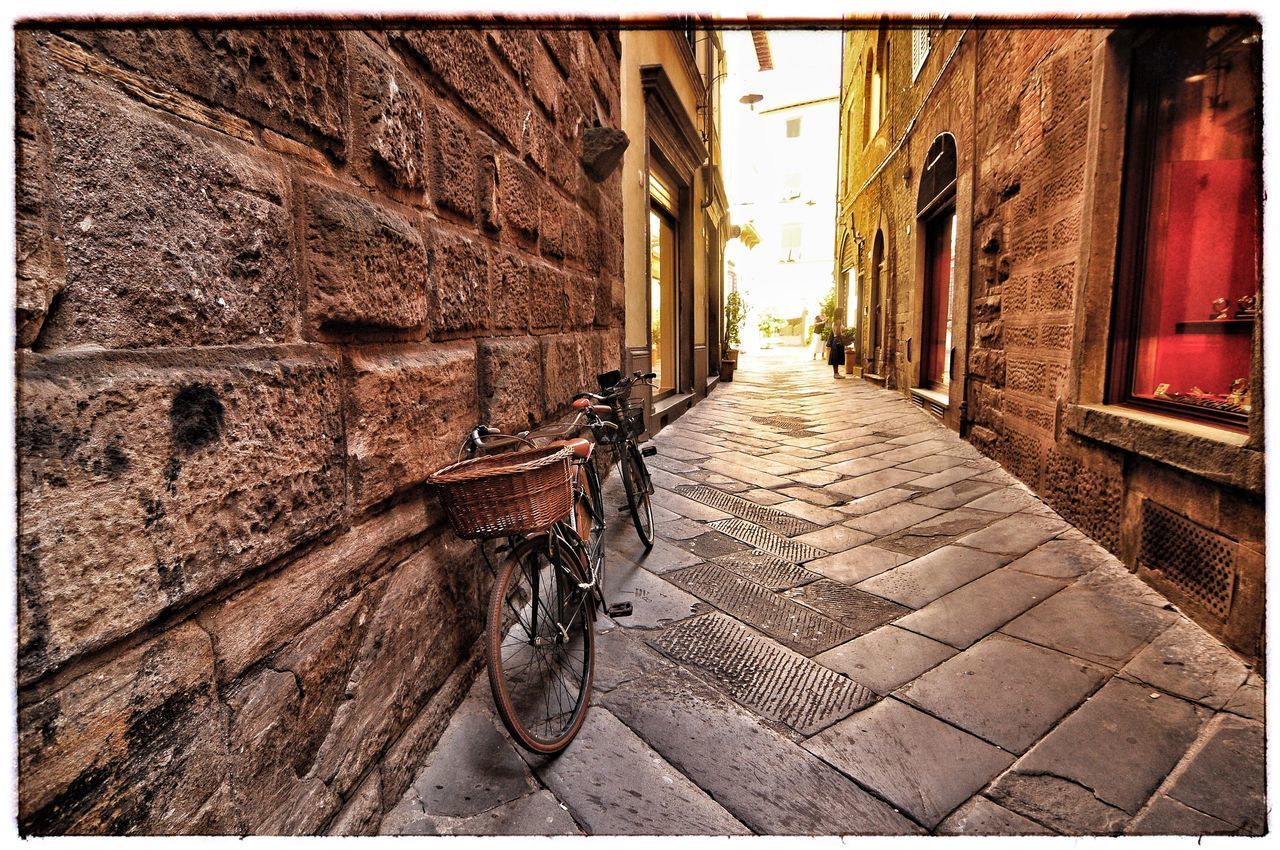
<box><xmin>917</xmin><ymin>133</ymin><xmax>958</xmax><ymax>391</ymax></box>
<box><xmin>783</xmin><ymin>172</ymin><xmax>802</xmax><ymax>200</ymax></box>
<box><xmin>649</xmin><ymin>169</ymin><xmax>679</xmax><ymax>398</ymax></box>
<box><xmin>1109</xmin><ymin>24</ymin><xmax>1260</xmax><ymax>427</ymax></box>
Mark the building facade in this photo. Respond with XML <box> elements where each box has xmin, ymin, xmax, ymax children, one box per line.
<box><xmin>619</xmin><ymin>23</ymin><xmax>728</xmax><ymax>432</ymax></box>
<box><xmin>16</xmin><ymin>24</ymin><xmax>625</xmax><ymax>834</ymax></box>
<box><xmin>834</xmin><ymin>19</ymin><xmax>1264</xmax><ymax>658</ymax></box>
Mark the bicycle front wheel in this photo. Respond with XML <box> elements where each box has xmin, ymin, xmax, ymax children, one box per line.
<box><xmin>487</xmin><ymin>536</ymin><xmax>595</xmax><ymax>754</ymax></box>
<box><xmin>620</xmin><ymin>441</ymin><xmax>655</xmax><ymax>550</ymax></box>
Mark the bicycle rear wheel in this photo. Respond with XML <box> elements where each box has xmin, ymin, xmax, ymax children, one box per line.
<box><xmin>486</xmin><ymin>535</ymin><xmax>595</xmax><ymax>754</ymax></box>
<box><xmin>620</xmin><ymin>441</ymin><xmax>655</xmax><ymax>550</ymax></box>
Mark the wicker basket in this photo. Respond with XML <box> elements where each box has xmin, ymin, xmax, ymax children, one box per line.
<box><xmin>428</xmin><ymin>445</ymin><xmax>574</xmax><ymax>540</ymax></box>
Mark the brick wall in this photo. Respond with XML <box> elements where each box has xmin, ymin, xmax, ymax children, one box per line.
<box><xmin>15</xmin><ymin>25</ymin><xmax>624</xmax><ymax>834</ymax></box>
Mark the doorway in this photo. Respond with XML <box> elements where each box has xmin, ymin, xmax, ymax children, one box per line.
<box><xmin>921</xmin><ymin>208</ymin><xmax>956</xmax><ymax>390</ymax></box>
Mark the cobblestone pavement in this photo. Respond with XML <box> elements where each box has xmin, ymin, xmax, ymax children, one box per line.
<box><xmin>387</xmin><ymin>347</ymin><xmax>1266</xmax><ymax>836</ymax></box>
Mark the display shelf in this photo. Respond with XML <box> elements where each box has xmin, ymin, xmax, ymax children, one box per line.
<box><xmin>1174</xmin><ymin>319</ymin><xmax>1254</xmax><ymax>335</ymax></box>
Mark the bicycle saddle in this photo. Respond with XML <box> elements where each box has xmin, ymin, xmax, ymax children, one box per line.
<box><xmin>548</xmin><ymin>437</ymin><xmax>593</xmax><ymax>460</ymax></box>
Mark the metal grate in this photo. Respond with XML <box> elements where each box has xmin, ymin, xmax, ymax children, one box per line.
<box><xmin>752</xmin><ymin>415</ymin><xmax>810</xmax><ymax>429</ymax></box>
<box><xmin>674</xmin><ymin>484</ymin><xmax>821</xmax><ymax>536</ymax></box>
<box><xmin>784</xmin><ymin>579</ymin><xmax>910</xmax><ymax>635</ymax></box>
<box><xmin>650</xmin><ymin>613</ymin><xmax>874</xmax><ymax>735</ymax></box>
<box><xmin>667</xmin><ymin>563</ymin><xmax>858</xmax><ymax>655</ymax></box>
<box><xmin>708</xmin><ymin>518</ymin><xmax>830</xmax><ymax>563</ymax></box>
<box><xmin>784</xmin><ymin>429</ymin><xmax>823</xmax><ymax>438</ymax></box>
<box><xmin>1138</xmin><ymin>500</ymin><xmax>1236</xmax><ymax>620</ymax></box>
<box><xmin>711</xmin><ymin>551</ymin><xmax>821</xmax><ymax>591</ymax></box>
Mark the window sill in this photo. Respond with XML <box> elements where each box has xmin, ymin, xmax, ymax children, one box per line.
<box><xmin>1065</xmin><ymin>403</ymin><xmax>1262</xmax><ymax>495</ymax></box>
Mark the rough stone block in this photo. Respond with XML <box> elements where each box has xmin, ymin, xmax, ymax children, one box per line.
<box><xmin>429</xmin><ymin>231</ymin><xmax>491</xmax><ymax>337</ymax></box>
<box><xmin>69</xmin><ymin>28</ymin><xmax>347</xmax><ymax>154</ymax></box>
<box><xmin>497</xmin><ymin>155</ymin><xmax>540</xmax><ymax>242</ymax></box>
<box><xmin>18</xmin><ymin>623</ymin><xmax>233</xmax><ymax>835</ymax></box>
<box><xmin>539</xmin><ymin>189</ymin><xmax>568</xmax><ymax>259</ymax></box>
<box><xmin>490</xmin><ymin>250</ymin><xmax>530</xmax><ymax>332</ymax></box>
<box><xmin>329</xmin><ymin>769</ymin><xmax>384</xmax><ymax>836</ymax></box>
<box><xmin>199</xmin><ymin>497</ymin><xmax>434</xmax><ymax>683</ymax></box>
<box><xmin>353</xmin><ymin>41</ymin><xmax>428</xmax><ymax>191</ymax></box>
<box><xmin>303</xmin><ymin>180</ymin><xmax>428</xmax><ymax>334</ymax></box>
<box><xmin>540</xmin><ymin>334</ymin><xmax>592</xmax><ymax>417</ymax></box>
<box><xmin>17</xmin><ymin>346</ymin><xmax>344</xmax><ymax>681</ymax></box>
<box><xmin>34</xmin><ymin>63</ymin><xmax>297</xmax><ymax>350</ymax></box>
<box><xmin>345</xmin><ymin>344</ymin><xmax>476</xmax><ymax>509</ymax></box>
<box><xmin>529</xmin><ymin>263</ymin><xmax>569</xmax><ymax>333</ymax></box>
<box><xmin>393</xmin><ymin>30</ymin><xmax>521</xmax><ymax>148</ymax></box>
<box><xmin>15</xmin><ymin>32</ymin><xmax>65</xmax><ymax>348</ymax></box>
<box><xmin>305</xmin><ymin>535</ymin><xmax>487</xmax><ymax>798</ymax></box>
<box><xmin>429</xmin><ymin>104</ymin><xmax>476</xmax><ymax>218</ymax></box>
<box><xmin>226</xmin><ymin>667</ymin><xmax>342</xmax><ymax>834</ymax></box>
<box><xmin>477</xmin><ymin>338</ymin><xmax>545</xmax><ymax>434</ymax></box>
<box><xmin>567</xmin><ymin>272</ymin><xmax>597</xmax><ymax>328</ymax></box>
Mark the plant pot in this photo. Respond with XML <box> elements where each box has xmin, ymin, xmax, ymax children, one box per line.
<box><xmin>719</xmin><ymin>359</ymin><xmax>736</xmax><ymax>382</ymax></box>
<box><xmin>725</xmin><ymin>348</ymin><xmax>740</xmax><ymax>365</ymax></box>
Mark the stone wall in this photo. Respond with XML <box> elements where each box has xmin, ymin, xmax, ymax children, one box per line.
<box><xmin>16</xmin><ymin>25</ymin><xmax>624</xmax><ymax>835</ymax></box>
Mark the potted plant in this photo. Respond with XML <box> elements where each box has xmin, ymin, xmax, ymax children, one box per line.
<box><xmin>841</xmin><ymin>327</ymin><xmax>859</xmax><ymax>375</ymax></box>
<box><xmin>723</xmin><ymin>290</ymin><xmax>748</xmax><ymax>369</ymax></box>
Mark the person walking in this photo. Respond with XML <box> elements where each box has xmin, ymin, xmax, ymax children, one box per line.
<box><xmin>827</xmin><ymin>321</ymin><xmax>846</xmax><ymax>378</ymax></box>
<box><xmin>809</xmin><ymin>313</ymin><xmax>827</xmax><ymax>359</ymax></box>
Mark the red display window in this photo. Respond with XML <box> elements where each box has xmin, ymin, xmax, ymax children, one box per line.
<box><xmin>1110</xmin><ymin>24</ymin><xmax>1261</xmax><ymax>427</ymax></box>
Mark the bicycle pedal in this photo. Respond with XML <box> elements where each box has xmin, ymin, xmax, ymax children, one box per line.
<box><xmin>641</xmin><ymin>446</ymin><xmax>658</xmax><ymax>457</ymax></box>
<box><xmin>606</xmin><ymin>602</ymin><xmax>633</xmax><ymax>618</ymax></box>
<box><xmin>617</xmin><ymin>505</ymin><xmax>630</xmax><ymax>513</ymax></box>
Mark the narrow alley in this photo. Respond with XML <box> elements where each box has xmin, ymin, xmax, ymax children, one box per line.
<box><xmin>385</xmin><ymin>347</ymin><xmax>1265</xmax><ymax>837</ymax></box>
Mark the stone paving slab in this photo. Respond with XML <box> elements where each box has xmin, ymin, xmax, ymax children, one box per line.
<box><xmin>999</xmin><ymin>677</ymin><xmax>1207</xmax><ymax>816</ymax></box>
<box><xmin>897</xmin><ymin>633</ymin><xmax>1110</xmax><ymax>753</ymax></box>
<box><xmin>843</xmin><ymin>501</ymin><xmax>944</xmax><ymax>536</ymax></box>
<box><xmin>1005</xmin><ymin>537</ymin><xmax>1113</xmax><ymax>579</ymax></box>
<box><xmin>601</xmin><ymin>666</ymin><xmax>921</xmax><ymax>835</ymax></box>
<box><xmin>805</xmin><ymin>544</ymin><xmax>912</xmax><ymax>584</ymax></box>
<box><xmin>805</xmin><ymin>697</ymin><xmax>1015</xmax><ymax>829</ymax></box>
<box><xmin>1001</xmin><ymin>583</ymin><xmax>1178</xmax><ymax>668</ymax></box>
<box><xmin>1119</xmin><ymin>618</ymin><xmax>1251</xmax><ymax>709</ymax></box>
<box><xmin>603</xmin><ymin>555</ymin><xmax>703</xmax><ymax>629</ymax></box>
<box><xmin>856</xmin><ymin>545</ymin><xmax>1012</xmax><ymax>609</ymax></box>
<box><xmin>936</xmin><ymin>796</ymin><xmax>1055</xmax><ymax>835</ymax></box>
<box><xmin>813</xmin><ymin>625</ymin><xmax>958</xmax><ymax>696</ymax></box>
<box><xmin>893</xmin><ymin>568</ymin><xmax>1068</xmax><ymax>649</ymax></box>
<box><xmin>876</xmin><ymin>507</ymin><xmax>1003</xmax><ymax>556</ymax></box>
<box><xmin>522</xmin><ymin>708</ymin><xmax>750</xmax><ymax>835</ymax></box>
<box><xmin>956</xmin><ymin>513</ymin><xmax>1070</xmax><ymax>556</ymax></box>
<box><xmin>1132</xmin><ymin>712</ymin><xmax>1265</xmax><ymax>835</ymax></box>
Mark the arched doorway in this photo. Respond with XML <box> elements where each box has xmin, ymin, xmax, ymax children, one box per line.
<box><xmin>839</xmin><ymin>233</ymin><xmax>859</xmax><ymax>372</ymax></box>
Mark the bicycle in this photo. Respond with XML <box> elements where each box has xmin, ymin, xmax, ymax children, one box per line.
<box><xmin>427</xmin><ymin>383</ymin><xmax>644</xmax><ymax>754</ymax></box>
<box><xmin>570</xmin><ymin>369</ymin><xmax>659</xmax><ymax>550</ymax></box>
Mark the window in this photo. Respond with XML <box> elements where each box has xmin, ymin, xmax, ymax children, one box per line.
<box><xmin>786</xmin><ymin>117</ymin><xmax>802</xmax><ymax>138</ymax></box>
<box><xmin>1109</xmin><ymin>24</ymin><xmax>1260</xmax><ymax>427</ymax></box>
<box><xmin>862</xmin><ymin>50</ymin><xmax>874</xmax><ymax>146</ymax></box>
<box><xmin>649</xmin><ymin>169</ymin><xmax>679</xmax><ymax>397</ymax></box>
<box><xmin>781</xmin><ymin>223</ymin><xmax>802</xmax><ymax>252</ymax></box>
<box><xmin>911</xmin><ymin>24</ymin><xmax>932</xmax><ymax>81</ymax></box>
<box><xmin>783</xmin><ymin>172</ymin><xmax>802</xmax><ymax>200</ymax></box>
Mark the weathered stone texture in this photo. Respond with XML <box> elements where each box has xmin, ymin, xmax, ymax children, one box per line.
<box><xmin>34</xmin><ymin>61</ymin><xmax>298</xmax><ymax>350</ymax></box>
<box><xmin>346</xmin><ymin>344</ymin><xmax>477</xmax><ymax>510</ymax></box>
<box><xmin>303</xmin><ymin>181</ymin><xmax>428</xmax><ymax>334</ymax></box>
<box><xmin>65</xmin><ymin>28</ymin><xmax>349</xmax><ymax>154</ymax></box>
<box><xmin>16</xmin><ymin>23</ymin><xmax>623</xmax><ymax>836</ymax></box>
<box><xmin>18</xmin><ymin>347</ymin><xmax>344</xmax><ymax>682</ymax></box>
<box><xmin>19</xmin><ymin>623</ymin><xmax>233</xmax><ymax>835</ymax></box>
<box><xmin>478</xmin><ymin>337</ymin><xmax>545</xmax><ymax>434</ymax></box>
<box><xmin>352</xmin><ymin>40</ymin><xmax>428</xmax><ymax>191</ymax></box>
